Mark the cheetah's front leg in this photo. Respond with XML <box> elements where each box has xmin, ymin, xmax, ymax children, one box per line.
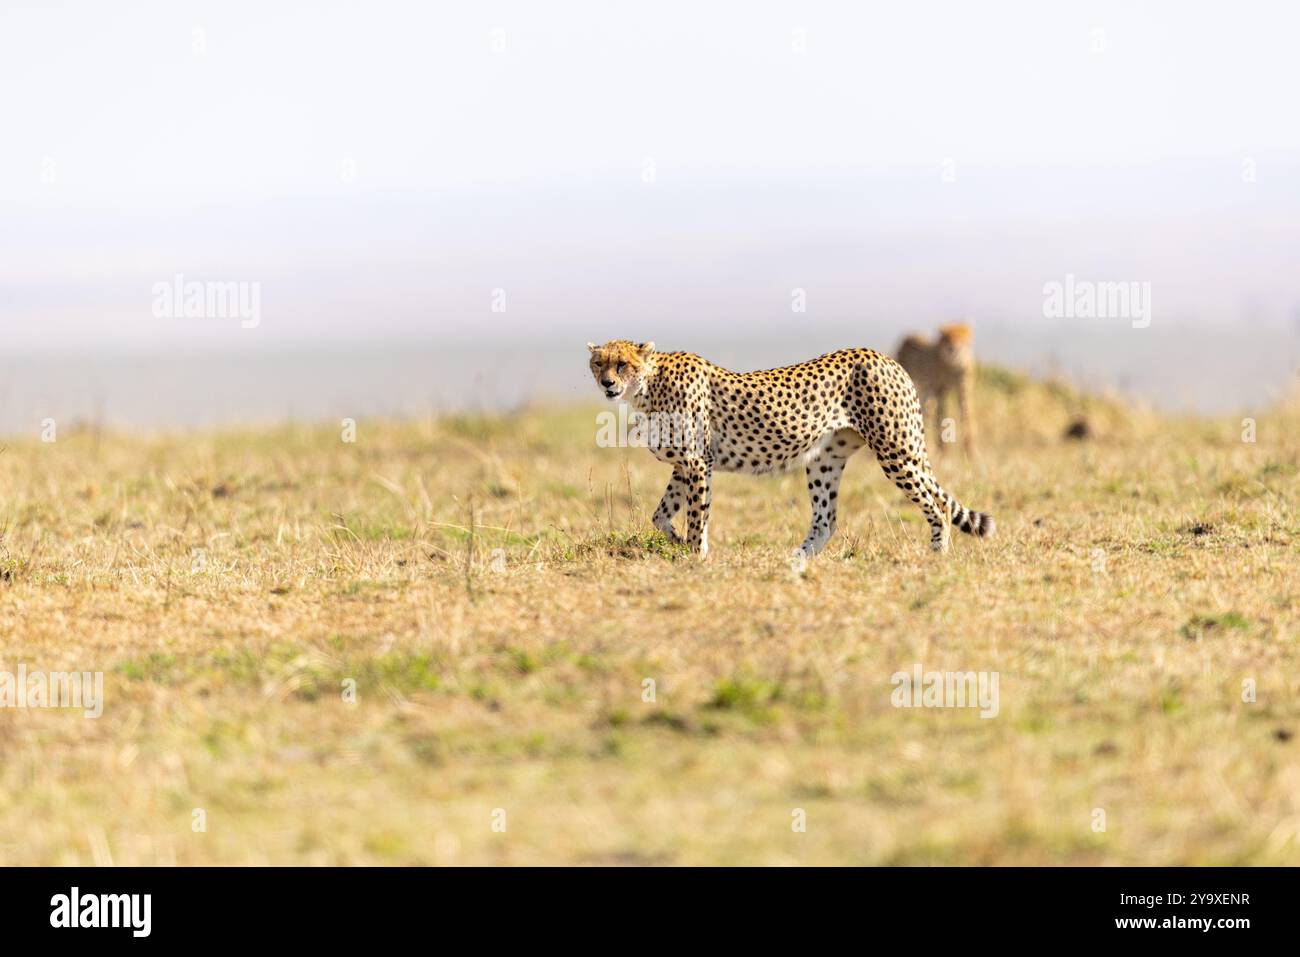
<box><xmin>680</xmin><ymin>461</ymin><xmax>712</xmax><ymax>557</ymax></box>
<box><xmin>652</xmin><ymin>472</ymin><xmax>686</xmax><ymax>545</ymax></box>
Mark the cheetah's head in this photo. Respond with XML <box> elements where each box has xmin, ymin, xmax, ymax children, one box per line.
<box><xmin>937</xmin><ymin>324</ymin><xmax>974</xmax><ymax>368</ymax></box>
<box><xmin>586</xmin><ymin>340</ymin><xmax>655</xmax><ymax>401</ymax></box>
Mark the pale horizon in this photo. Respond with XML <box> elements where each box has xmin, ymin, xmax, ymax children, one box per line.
<box><xmin>3</xmin><ymin>1</ymin><xmax>1299</xmax><ymax>420</ymax></box>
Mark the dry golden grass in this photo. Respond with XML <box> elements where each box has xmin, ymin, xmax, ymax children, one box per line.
<box><xmin>0</xmin><ymin>367</ymin><xmax>1297</xmax><ymax>865</ymax></box>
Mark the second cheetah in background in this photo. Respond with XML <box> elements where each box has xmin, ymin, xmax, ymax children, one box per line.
<box><xmin>896</xmin><ymin>323</ymin><xmax>978</xmax><ymax>455</ymax></box>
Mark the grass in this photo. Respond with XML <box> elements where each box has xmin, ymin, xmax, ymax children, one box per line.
<box><xmin>0</xmin><ymin>370</ymin><xmax>1297</xmax><ymax>865</ymax></box>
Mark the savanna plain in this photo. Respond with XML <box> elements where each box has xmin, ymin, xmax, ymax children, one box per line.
<box><xmin>1</xmin><ymin>367</ymin><xmax>1297</xmax><ymax>865</ymax></box>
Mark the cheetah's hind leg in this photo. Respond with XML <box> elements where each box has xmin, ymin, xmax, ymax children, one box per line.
<box><xmin>875</xmin><ymin>452</ymin><xmax>954</xmax><ymax>553</ymax></box>
<box><xmin>797</xmin><ymin>428</ymin><xmax>865</xmax><ymax>557</ymax></box>
<box><xmin>889</xmin><ymin>456</ymin><xmax>996</xmax><ymax>553</ymax></box>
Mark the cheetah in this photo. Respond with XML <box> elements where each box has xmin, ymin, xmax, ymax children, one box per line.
<box><xmin>896</xmin><ymin>323</ymin><xmax>977</xmax><ymax>455</ymax></box>
<box><xmin>587</xmin><ymin>340</ymin><xmax>994</xmax><ymax>557</ymax></box>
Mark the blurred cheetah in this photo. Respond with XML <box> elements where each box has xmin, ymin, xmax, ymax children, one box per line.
<box><xmin>587</xmin><ymin>340</ymin><xmax>994</xmax><ymax>558</ymax></box>
<box><xmin>896</xmin><ymin>323</ymin><xmax>977</xmax><ymax>454</ymax></box>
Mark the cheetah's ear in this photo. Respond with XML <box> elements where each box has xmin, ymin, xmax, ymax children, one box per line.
<box><xmin>586</xmin><ymin>341</ymin><xmax>598</xmax><ymax>352</ymax></box>
<box><xmin>636</xmin><ymin>341</ymin><xmax>656</xmax><ymax>357</ymax></box>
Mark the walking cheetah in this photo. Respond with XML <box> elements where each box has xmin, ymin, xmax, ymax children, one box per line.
<box><xmin>896</xmin><ymin>323</ymin><xmax>977</xmax><ymax>455</ymax></box>
<box><xmin>587</xmin><ymin>340</ymin><xmax>994</xmax><ymax>557</ymax></box>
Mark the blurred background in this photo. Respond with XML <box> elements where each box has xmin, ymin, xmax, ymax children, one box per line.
<box><xmin>2</xmin><ymin>0</ymin><xmax>1299</xmax><ymax>432</ymax></box>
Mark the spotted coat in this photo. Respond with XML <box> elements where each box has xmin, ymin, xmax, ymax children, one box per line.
<box><xmin>587</xmin><ymin>340</ymin><xmax>994</xmax><ymax>557</ymax></box>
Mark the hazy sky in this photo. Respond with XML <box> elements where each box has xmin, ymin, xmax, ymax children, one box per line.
<box><xmin>3</xmin><ymin>1</ymin><xmax>1299</xmax><ymax>353</ymax></box>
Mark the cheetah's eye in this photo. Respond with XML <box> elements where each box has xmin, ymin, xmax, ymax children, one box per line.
<box><xmin>617</xmin><ymin>362</ymin><xmax>627</xmax><ymax>373</ymax></box>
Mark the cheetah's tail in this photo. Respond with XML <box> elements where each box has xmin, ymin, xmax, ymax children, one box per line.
<box><xmin>951</xmin><ymin>501</ymin><xmax>995</xmax><ymax>538</ymax></box>
<box><xmin>922</xmin><ymin>472</ymin><xmax>995</xmax><ymax>539</ymax></box>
